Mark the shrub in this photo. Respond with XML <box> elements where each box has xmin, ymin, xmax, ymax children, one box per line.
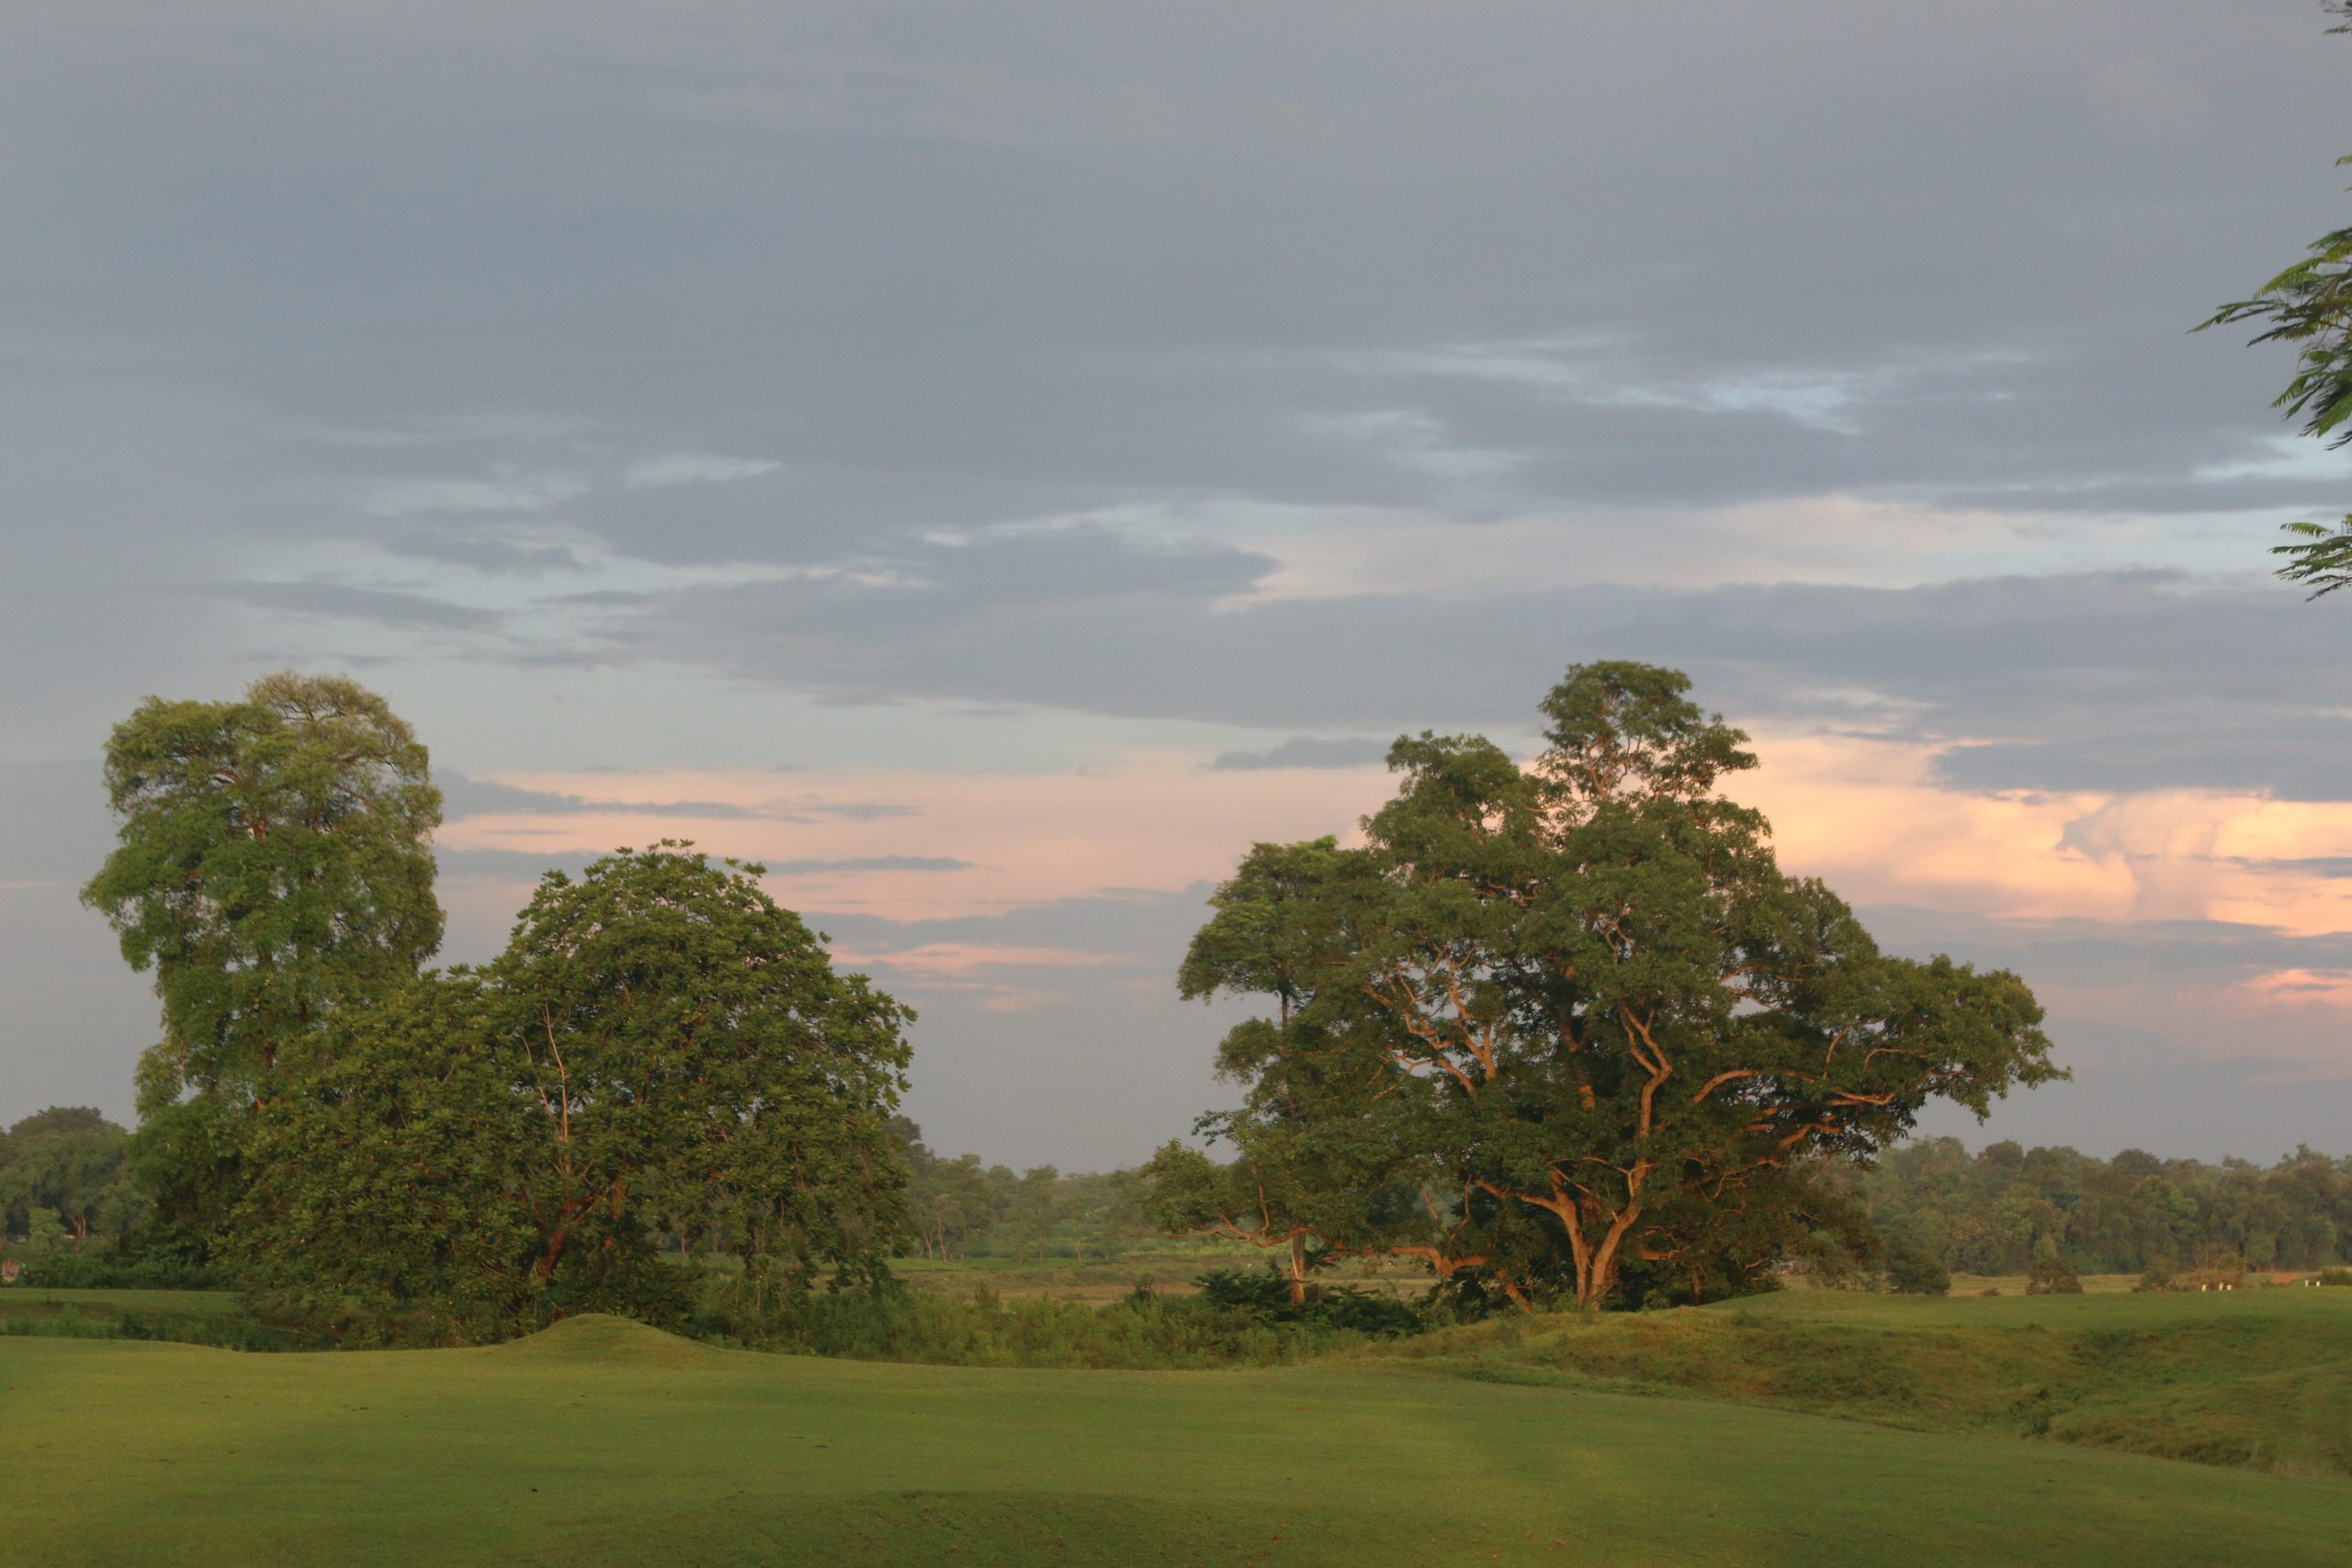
<box><xmin>2025</xmin><ymin>1258</ymin><xmax>2083</xmax><ymax>1295</ymax></box>
<box><xmin>2318</xmin><ymin>1268</ymin><xmax>2352</xmax><ymax>1288</ymax></box>
<box><xmin>15</xmin><ymin>1252</ymin><xmax>231</xmax><ymax>1291</ymax></box>
<box><xmin>2132</xmin><ymin>1267</ymin><xmax>2173</xmax><ymax>1293</ymax></box>
<box><xmin>1193</xmin><ymin>1267</ymin><xmax>1427</xmax><ymax>1336</ymax></box>
<box><xmin>1884</xmin><ymin>1242</ymin><xmax>1951</xmax><ymax>1297</ymax></box>
<box><xmin>692</xmin><ymin>1268</ymin><xmax>1426</xmax><ymax>1369</ymax></box>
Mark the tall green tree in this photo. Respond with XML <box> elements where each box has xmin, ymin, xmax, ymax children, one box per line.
<box><xmin>1163</xmin><ymin>663</ymin><xmax>2061</xmax><ymax>1309</ymax></box>
<box><xmin>81</xmin><ymin>671</ymin><xmax>443</xmax><ymax>1258</ymax></box>
<box><xmin>1172</xmin><ymin>836</ymin><xmax>1371</xmax><ymax>1303</ymax></box>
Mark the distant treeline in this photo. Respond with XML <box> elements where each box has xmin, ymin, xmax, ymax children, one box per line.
<box><xmin>1845</xmin><ymin>1138</ymin><xmax>2352</xmax><ymax>1277</ymax></box>
<box><xmin>893</xmin><ymin>1120</ymin><xmax>1151</xmax><ymax>1262</ymax></box>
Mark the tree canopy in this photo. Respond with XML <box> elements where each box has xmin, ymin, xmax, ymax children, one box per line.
<box><xmin>0</xmin><ymin>1108</ymin><xmax>137</xmax><ymax>1252</ymax></box>
<box><xmin>83</xmin><ymin>671</ymin><xmax>445</xmax><ymax>1106</ymax></box>
<box><xmin>1155</xmin><ymin>662</ymin><xmax>2061</xmax><ymax>1309</ymax></box>
<box><xmin>79</xmin><ymin>671</ymin><xmax>445</xmax><ymax>1259</ymax></box>
<box><xmin>229</xmin><ymin>845</ymin><xmax>918</xmax><ymax>1341</ymax></box>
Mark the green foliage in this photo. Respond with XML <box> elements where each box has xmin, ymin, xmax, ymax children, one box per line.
<box><xmin>1167</xmin><ymin>662</ymin><xmax>2060</xmax><ymax>1309</ymax></box>
<box><xmin>1853</xmin><ymin>1137</ymin><xmax>2352</xmax><ymax>1278</ymax></box>
<box><xmin>80</xmin><ymin>673</ymin><xmax>445</xmax><ymax>1260</ymax></box>
<box><xmin>692</xmin><ymin>1280</ymin><xmax>1403</xmax><ymax>1368</ymax></box>
<box><xmin>229</xmin><ymin>976</ymin><xmax>541</xmax><ymax>1341</ymax></box>
<box><xmin>83</xmin><ymin>672</ymin><xmax>445</xmax><ymax>1109</ymax></box>
<box><xmin>1190</xmin><ymin>1266</ymin><xmax>1426</xmax><ymax>1336</ymax></box>
<box><xmin>2026</xmin><ymin>1256</ymin><xmax>2084</xmax><ymax>1295</ymax></box>
<box><xmin>1884</xmin><ymin>1238</ymin><xmax>1951</xmax><ymax>1296</ymax></box>
<box><xmin>492</xmin><ymin>844</ymin><xmax>915</xmax><ymax>1303</ymax></box>
<box><xmin>2199</xmin><ymin>12</ymin><xmax>2352</xmax><ymax>592</ymax></box>
<box><xmin>0</xmin><ymin>1108</ymin><xmax>138</xmax><ymax>1251</ymax></box>
<box><xmin>230</xmin><ymin>845</ymin><xmax>917</xmax><ymax>1342</ymax></box>
<box><xmin>12</xmin><ymin>1251</ymin><xmax>229</xmax><ymax>1291</ymax></box>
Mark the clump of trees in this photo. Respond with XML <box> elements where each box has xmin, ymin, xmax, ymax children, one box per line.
<box><xmin>1148</xmin><ymin>662</ymin><xmax>2062</xmax><ymax>1311</ymax></box>
<box><xmin>896</xmin><ymin>1121</ymin><xmax>1150</xmax><ymax>1263</ymax></box>
<box><xmin>1849</xmin><ymin>1138</ymin><xmax>2352</xmax><ymax>1279</ymax></box>
<box><xmin>0</xmin><ymin>1108</ymin><xmax>140</xmax><ymax>1258</ymax></box>
<box><xmin>80</xmin><ymin>674</ymin><xmax>918</xmax><ymax>1342</ymax></box>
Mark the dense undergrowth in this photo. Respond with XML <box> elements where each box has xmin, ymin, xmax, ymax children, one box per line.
<box><xmin>693</xmin><ymin>1269</ymin><xmax>1430</xmax><ymax>1368</ymax></box>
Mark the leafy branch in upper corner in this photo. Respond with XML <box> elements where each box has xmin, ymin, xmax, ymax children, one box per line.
<box><xmin>2199</xmin><ymin>8</ymin><xmax>2352</xmax><ymax>593</ymax></box>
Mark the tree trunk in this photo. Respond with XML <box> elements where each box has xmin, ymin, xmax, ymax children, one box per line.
<box><xmin>1287</xmin><ymin>1233</ymin><xmax>1307</xmax><ymax>1307</ymax></box>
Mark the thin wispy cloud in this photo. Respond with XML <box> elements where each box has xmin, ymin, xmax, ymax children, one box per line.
<box><xmin>621</xmin><ymin>452</ymin><xmax>783</xmax><ymax>488</ymax></box>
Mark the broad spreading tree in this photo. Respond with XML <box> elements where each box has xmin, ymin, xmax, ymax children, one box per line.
<box><xmin>1159</xmin><ymin>663</ymin><xmax>2061</xmax><ymax>1309</ymax></box>
<box><xmin>81</xmin><ymin>672</ymin><xmax>443</xmax><ymax>1257</ymax></box>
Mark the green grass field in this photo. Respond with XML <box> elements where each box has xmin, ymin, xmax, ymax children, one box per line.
<box><xmin>6</xmin><ymin>1289</ymin><xmax>2351</xmax><ymax>1567</ymax></box>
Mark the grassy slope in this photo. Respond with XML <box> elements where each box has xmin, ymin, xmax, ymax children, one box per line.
<box><xmin>6</xmin><ymin>1311</ymin><xmax>2350</xmax><ymax>1568</ymax></box>
<box><xmin>1384</xmin><ymin>1285</ymin><xmax>2352</xmax><ymax>1478</ymax></box>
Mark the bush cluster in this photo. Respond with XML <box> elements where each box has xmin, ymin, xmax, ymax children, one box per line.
<box><xmin>2025</xmin><ymin>1258</ymin><xmax>2084</xmax><ymax>1295</ymax></box>
<box><xmin>690</xmin><ymin>1269</ymin><xmax>1430</xmax><ymax>1369</ymax></box>
<box><xmin>15</xmin><ymin>1251</ymin><xmax>229</xmax><ymax>1291</ymax></box>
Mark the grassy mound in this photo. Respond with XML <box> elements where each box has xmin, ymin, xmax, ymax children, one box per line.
<box><xmin>490</xmin><ymin>1313</ymin><xmax>721</xmax><ymax>1369</ymax></box>
<box><xmin>1379</xmin><ymin>1285</ymin><xmax>2352</xmax><ymax>1477</ymax></box>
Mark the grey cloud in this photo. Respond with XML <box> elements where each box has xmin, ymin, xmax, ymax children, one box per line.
<box><xmin>2242</xmin><ymin>857</ymin><xmax>2352</xmax><ymax>880</ymax></box>
<box><xmin>439</xmin><ymin>774</ymin><xmax>771</xmax><ymax>820</ymax></box>
<box><xmin>1206</xmin><ymin>736</ymin><xmax>1393</xmax><ymax>771</ymax></box>
<box><xmin>603</xmin><ymin>567</ymin><xmax>2350</xmax><ymax>802</ymax></box>
<box><xmin>7</xmin><ymin>0</ymin><xmax>2343</xmax><ymax>592</ymax></box>
<box><xmin>379</xmin><ymin>526</ymin><xmax>587</xmax><ymax>576</ymax></box>
<box><xmin>765</xmin><ymin>855</ymin><xmax>972</xmax><ymax>874</ymax></box>
<box><xmin>217</xmin><ymin>581</ymin><xmax>500</xmax><ymax>631</ymax></box>
<box><xmin>433</xmin><ymin>846</ymin><xmax>597</xmax><ymax>883</ymax></box>
<box><xmin>438</xmin><ymin>773</ymin><xmax>913</xmax><ymax>825</ymax></box>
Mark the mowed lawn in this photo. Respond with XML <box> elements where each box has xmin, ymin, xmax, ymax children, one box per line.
<box><xmin>6</xmin><ymin>1314</ymin><xmax>2349</xmax><ymax>1568</ymax></box>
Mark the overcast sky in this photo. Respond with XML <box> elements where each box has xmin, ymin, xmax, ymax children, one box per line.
<box><xmin>7</xmin><ymin>1</ymin><xmax>2352</xmax><ymax>1168</ymax></box>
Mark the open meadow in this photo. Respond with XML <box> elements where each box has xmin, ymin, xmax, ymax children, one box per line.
<box><xmin>5</xmin><ymin>1284</ymin><xmax>2348</xmax><ymax>1568</ymax></box>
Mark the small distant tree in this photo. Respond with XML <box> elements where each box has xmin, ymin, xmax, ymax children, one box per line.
<box><xmin>0</xmin><ymin>1110</ymin><xmax>136</xmax><ymax>1251</ymax></box>
<box><xmin>1012</xmin><ymin>1166</ymin><xmax>1061</xmax><ymax>1261</ymax></box>
<box><xmin>2025</xmin><ymin>1256</ymin><xmax>2083</xmax><ymax>1295</ymax></box>
<box><xmin>1884</xmin><ymin>1237</ymin><xmax>1951</xmax><ymax>1297</ymax></box>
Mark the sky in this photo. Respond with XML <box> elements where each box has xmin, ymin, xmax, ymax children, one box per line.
<box><xmin>6</xmin><ymin>0</ymin><xmax>2352</xmax><ymax>1169</ymax></box>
